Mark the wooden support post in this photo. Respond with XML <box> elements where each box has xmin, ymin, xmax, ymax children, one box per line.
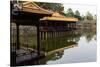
<box><xmin>71</xmin><ymin>23</ymin><xmax>72</xmax><ymax>30</ymax></box>
<box><xmin>58</xmin><ymin>32</ymin><xmax>59</xmax><ymax>37</ymax></box>
<box><xmin>63</xmin><ymin>31</ymin><xmax>64</xmax><ymax>36</ymax></box>
<box><xmin>53</xmin><ymin>32</ymin><xmax>54</xmax><ymax>37</ymax></box>
<box><xmin>68</xmin><ymin>23</ymin><xmax>69</xmax><ymax>30</ymax></box>
<box><xmin>71</xmin><ymin>23</ymin><xmax>73</xmax><ymax>30</ymax></box>
<box><xmin>41</xmin><ymin>31</ymin><xmax>42</xmax><ymax>39</ymax></box>
<box><xmin>55</xmin><ymin>32</ymin><xmax>56</xmax><ymax>37</ymax></box>
<box><xmin>51</xmin><ymin>31</ymin><xmax>53</xmax><ymax>38</ymax></box>
<box><xmin>49</xmin><ymin>32</ymin><xmax>51</xmax><ymax>38</ymax></box>
<box><xmin>56</xmin><ymin>31</ymin><xmax>57</xmax><ymax>37</ymax></box>
<box><xmin>59</xmin><ymin>32</ymin><xmax>60</xmax><ymax>37</ymax></box>
<box><xmin>54</xmin><ymin>31</ymin><xmax>56</xmax><ymax>37</ymax></box>
<box><xmin>40</xmin><ymin>31</ymin><xmax>41</xmax><ymax>39</ymax></box>
<box><xmin>43</xmin><ymin>32</ymin><xmax>44</xmax><ymax>39</ymax></box>
<box><xmin>72</xmin><ymin>23</ymin><xmax>73</xmax><ymax>30</ymax></box>
<box><xmin>46</xmin><ymin>32</ymin><xmax>47</xmax><ymax>39</ymax></box>
<box><xmin>16</xmin><ymin>24</ymin><xmax>20</xmax><ymax>50</ymax></box>
<box><xmin>59</xmin><ymin>32</ymin><xmax>61</xmax><ymax>37</ymax></box>
<box><xmin>74</xmin><ymin>23</ymin><xmax>76</xmax><ymax>30</ymax></box>
<box><xmin>52</xmin><ymin>31</ymin><xmax>54</xmax><ymax>38</ymax></box>
<box><xmin>60</xmin><ymin>31</ymin><xmax>62</xmax><ymax>37</ymax></box>
<box><xmin>44</xmin><ymin>32</ymin><xmax>46</xmax><ymax>39</ymax></box>
<box><xmin>56</xmin><ymin>32</ymin><xmax>58</xmax><ymax>37</ymax></box>
<box><xmin>45</xmin><ymin>21</ymin><xmax>48</xmax><ymax>39</ymax></box>
<box><xmin>61</xmin><ymin>32</ymin><xmax>62</xmax><ymax>37</ymax></box>
<box><xmin>70</xmin><ymin>23</ymin><xmax>72</xmax><ymax>30</ymax></box>
<box><xmin>37</xmin><ymin>21</ymin><xmax>40</xmax><ymax>55</ymax></box>
<box><xmin>75</xmin><ymin>23</ymin><xmax>77</xmax><ymax>29</ymax></box>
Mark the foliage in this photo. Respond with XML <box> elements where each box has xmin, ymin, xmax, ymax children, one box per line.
<box><xmin>93</xmin><ymin>14</ymin><xmax>97</xmax><ymax>21</ymax></box>
<box><xmin>74</xmin><ymin>10</ymin><xmax>82</xmax><ymax>20</ymax></box>
<box><xmin>85</xmin><ymin>11</ymin><xmax>93</xmax><ymax>20</ymax></box>
<box><xmin>65</xmin><ymin>8</ymin><xmax>74</xmax><ymax>17</ymax></box>
<box><xmin>75</xmin><ymin>10</ymin><xmax>80</xmax><ymax>16</ymax></box>
<box><xmin>81</xmin><ymin>15</ymin><xmax>85</xmax><ymax>21</ymax></box>
<box><xmin>35</xmin><ymin>2</ymin><xmax>64</xmax><ymax>14</ymax></box>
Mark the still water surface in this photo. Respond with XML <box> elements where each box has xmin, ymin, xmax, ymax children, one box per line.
<box><xmin>37</xmin><ymin>29</ymin><xmax>96</xmax><ymax>64</ymax></box>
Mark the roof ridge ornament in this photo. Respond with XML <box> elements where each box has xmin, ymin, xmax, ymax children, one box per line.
<box><xmin>11</xmin><ymin>0</ymin><xmax>23</xmax><ymax>15</ymax></box>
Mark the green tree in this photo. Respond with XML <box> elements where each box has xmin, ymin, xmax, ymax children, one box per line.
<box><xmin>35</xmin><ymin>2</ymin><xmax>64</xmax><ymax>14</ymax></box>
<box><xmin>93</xmin><ymin>14</ymin><xmax>97</xmax><ymax>20</ymax></box>
<box><xmin>65</xmin><ymin>8</ymin><xmax>74</xmax><ymax>17</ymax></box>
<box><xmin>60</xmin><ymin>12</ymin><xmax>67</xmax><ymax>17</ymax></box>
<box><xmin>85</xmin><ymin>11</ymin><xmax>93</xmax><ymax>20</ymax></box>
<box><xmin>75</xmin><ymin>10</ymin><xmax>80</xmax><ymax>16</ymax></box>
<box><xmin>74</xmin><ymin>10</ymin><xmax>82</xmax><ymax>20</ymax></box>
<box><xmin>81</xmin><ymin>14</ymin><xmax>85</xmax><ymax>20</ymax></box>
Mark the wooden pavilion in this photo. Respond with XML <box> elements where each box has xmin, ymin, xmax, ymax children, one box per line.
<box><xmin>11</xmin><ymin>1</ymin><xmax>53</xmax><ymax>66</ymax></box>
<box><xmin>39</xmin><ymin>12</ymin><xmax>78</xmax><ymax>39</ymax></box>
<box><xmin>11</xmin><ymin>1</ymin><xmax>79</xmax><ymax>66</ymax></box>
<box><xmin>40</xmin><ymin>12</ymin><xmax>78</xmax><ymax>31</ymax></box>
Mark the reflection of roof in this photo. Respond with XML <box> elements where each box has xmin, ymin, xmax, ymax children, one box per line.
<box><xmin>40</xmin><ymin>12</ymin><xmax>78</xmax><ymax>22</ymax></box>
<box><xmin>21</xmin><ymin>2</ymin><xmax>53</xmax><ymax>15</ymax></box>
<box><xmin>46</xmin><ymin>44</ymin><xmax>77</xmax><ymax>56</ymax></box>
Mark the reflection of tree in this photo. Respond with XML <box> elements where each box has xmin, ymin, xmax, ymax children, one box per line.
<box><xmin>82</xmin><ymin>29</ymin><xmax>96</xmax><ymax>42</ymax></box>
<box><xmin>53</xmin><ymin>50</ymin><xmax>64</xmax><ymax>60</ymax></box>
<box><xmin>65</xmin><ymin>31</ymin><xmax>81</xmax><ymax>43</ymax></box>
<box><xmin>36</xmin><ymin>50</ymin><xmax>64</xmax><ymax>64</ymax></box>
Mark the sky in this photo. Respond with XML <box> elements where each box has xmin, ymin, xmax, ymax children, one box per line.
<box><xmin>16</xmin><ymin>0</ymin><xmax>97</xmax><ymax>16</ymax></box>
<box><xmin>30</xmin><ymin>0</ymin><xmax>97</xmax><ymax>16</ymax></box>
<box><xmin>63</xmin><ymin>3</ymin><xmax>97</xmax><ymax>16</ymax></box>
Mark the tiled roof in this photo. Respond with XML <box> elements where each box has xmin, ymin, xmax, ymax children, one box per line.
<box><xmin>41</xmin><ymin>12</ymin><xmax>78</xmax><ymax>22</ymax></box>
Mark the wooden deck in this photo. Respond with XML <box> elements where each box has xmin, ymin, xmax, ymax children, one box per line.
<box><xmin>11</xmin><ymin>47</ymin><xmax>45</xmax><ymax>66</ymax></box>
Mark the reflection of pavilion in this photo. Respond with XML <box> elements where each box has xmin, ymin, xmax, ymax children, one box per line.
<box><xmin>37</xmin><ymin>44</ymin><xmax>78</xmax><ymax>64</ymax></box>
<box><xmin>40</xmin><ymin>33</ymin><xmax>78</xmax><ymax>56</ymax></box>
<box><xmin>37</xmin><ymin>30</ymin><xmax>81</xmax><ymax>65</ymax></box>
<box><xmin>46</xmin><ymin>44</ymin><xmax>77</xmax><ymax>56</ymax></box>
<box><xmin>11</xmin><ymin>1</ymin><xmax>79</xmax><ymax>66</ymax></box>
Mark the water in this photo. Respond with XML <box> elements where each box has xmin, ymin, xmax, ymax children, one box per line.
<box><xmin>36</xmin><ymin>29</ymin><xmax>96</xmax><ymax>65</ymax></box>
<box><xmin>11</xmin><ymin>27</ymin><xmax>96</xmax><ymax>65</ymax></box>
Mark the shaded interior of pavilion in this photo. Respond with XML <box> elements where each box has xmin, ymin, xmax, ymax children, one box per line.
<box><xmin>10</xmin><ymin>1</ymin><xmax>79</xmax><ymax>66</ymax></box>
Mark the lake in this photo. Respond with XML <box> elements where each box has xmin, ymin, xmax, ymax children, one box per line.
<box><xmin>33</xmin><ymin>29</ymin><xmax>96</xmax><ymax>65</ymax></box>
<box><xmin>11</xmin><ymin>26</ymin><xmax>96</xmax><ymax>65</ymax></box>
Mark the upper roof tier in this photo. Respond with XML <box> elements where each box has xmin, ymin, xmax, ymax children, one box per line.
<box><xmin>11</xmin><ymin>1</ymin><xmax>53</xmax><ymax>15</ymax></box>
<box><xmin>21</xmin><ymin>2</ymin><xmax>53</xmax><ymax>15</ymax></box>
<box><xmin>40</xmin><ymin>12</ymin><xmax>78</xmax><ymax>22</ymax></box>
